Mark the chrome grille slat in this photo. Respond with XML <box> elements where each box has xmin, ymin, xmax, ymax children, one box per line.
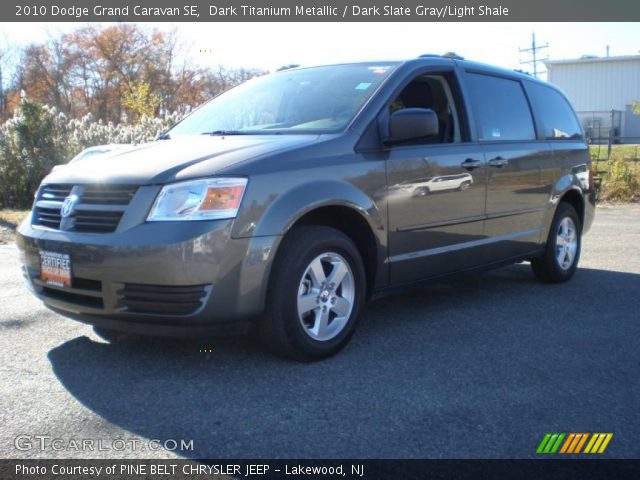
<box><xmin>39</xmin><ymin>184</ymin><xmax>73</xmax><ymax>202</ymax></box>
<box><xmin>81</xmin><ymin>185</ymin><xmax>137</xmax><ymax>205</ymax></box>
<box><xmin>35</xmin><ymin>206</ymin><xmax>62</xmax><ymax>229</ymax></box>
<box><xmin>38</xmin><ymin>212</ymin><xmax>60</xmax><ymax>219</ymax></box>
<box><xmin>73</xmin><ymin>204</ymin><xmax>128</xmax><ymax>212</ymax></box>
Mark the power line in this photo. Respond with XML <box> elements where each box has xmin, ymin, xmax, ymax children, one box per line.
<box><xmin>519</xmin><ymin>32</ymin><xmax>548</xmax><ymax>77</ymax></box>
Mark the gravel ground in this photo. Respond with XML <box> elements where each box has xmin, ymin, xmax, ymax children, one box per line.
<box><xmin>0</xmin><ymin>225</ymin><xmax>15</xmax><ymax>245</ymax></box>
<box><xmin>0</xmin><ymin>205</ymin><xmax>639</xmax><ymax>459</ymax></box>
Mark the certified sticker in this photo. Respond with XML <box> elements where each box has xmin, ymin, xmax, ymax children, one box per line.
<box><xmin>39</xmin><ymin>251</ymin><xmax>72</xmax><ymax>287</ymax></box>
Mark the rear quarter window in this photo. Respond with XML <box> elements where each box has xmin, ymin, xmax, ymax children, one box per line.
<box><xmin>465</xmin><ymin>73</ymin><xmax>536</xmax><ymax>142</ymax></box>
<box><xmin>525</xmin><ymin>81</ymin><xmax>583</xmax><ymax>140</ymax></box>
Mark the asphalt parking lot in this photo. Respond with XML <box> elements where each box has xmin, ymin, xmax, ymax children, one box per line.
<box><xmin>1</xmin><ymin>205</ymin><xmax>639</xmax><ymax>459</ymax></box>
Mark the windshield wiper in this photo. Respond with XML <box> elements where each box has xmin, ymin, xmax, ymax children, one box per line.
<box><xmin>201</xmin><ymin>130</ymin><xmax>251</xmax><ymax>136</ymax></box>
<box><xmin>157</xmin><ymin>132</ymin><xmax>171</xmax><ymax>140</ymax></box>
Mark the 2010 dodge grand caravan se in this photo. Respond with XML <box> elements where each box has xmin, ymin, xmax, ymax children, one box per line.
<box><xmin>17</xmin><ymin>56</ymin><xmax>595</xmax><ymax>361</ymax></box>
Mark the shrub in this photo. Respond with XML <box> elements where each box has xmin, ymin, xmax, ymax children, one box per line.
<box><xmin>0</xmin><ymin>99</ymin><xmax>180</xmax><ymax>208</ymax></box>
<box><xmin>599</xmin><ymin>153</ymin><xmax>640</xmax><ymax>203</ymax></box>
<box><xmin>0</xmin><ymin>101</ymin><xmax>66</xmax><ymax>208</ymax></box>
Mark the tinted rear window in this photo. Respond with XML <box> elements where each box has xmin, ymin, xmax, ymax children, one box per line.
<box><xmin>466</xmin><ymin>73</ymin><xmax>536</xmax><ymax>141</ymax></box>
<box><xmin>526</xmin><ymin>81</ymin><xmax>583</xmax><ymax>140</ymax></box>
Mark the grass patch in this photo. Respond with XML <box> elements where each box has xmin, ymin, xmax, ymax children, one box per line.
<box><xmin>590</xmin><ymin>144</ymin><xmax>640</xmax><ymax>162</ymax></box>
<box><xmin>0</xmin><ymin>209</ymin><xmax>30</xmax><ymax>229</ymax></box>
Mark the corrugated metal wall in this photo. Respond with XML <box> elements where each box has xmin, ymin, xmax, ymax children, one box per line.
<box><xmin>547</xmin><ymin>59</ymin><xmax>640</xmax><ymax>112</ymax></box>
<box><xmin>547</xmin><ymin>58</ymin><xmax>640</xmax><ymax>139</ymax></box>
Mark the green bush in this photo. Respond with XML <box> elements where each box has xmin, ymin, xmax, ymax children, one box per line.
<box><xmin>0</xmin><ymin>99</ymin><xmax>179</xmax><ymax>209</ymax></box>
<box><xmin>599</xmin><ymin>153</ymin><xmax>640</xmax><ymax>202</ymax></box>
<box><xmin>0</xmin><ymin>101</ymin><xmax>67</xmax><ymax>208</ymax></box>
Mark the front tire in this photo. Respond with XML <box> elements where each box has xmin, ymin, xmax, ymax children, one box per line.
<box><xmin>531</xmin><ymin>202</ymin><xmax>581</xmax><ymax>283</ymax></box>
<box><xmin>414</xmin><ymin>187</ymin><xmax>430</xmax><ymax>197</ymax></box>
<box><xmin>458</xmin><ymin>181</ymin><xmax>471</xmax><ymax>191</ymax></box>
<box><xmin>261</xmin><ymin>226</ymin><xmax>366</xmax><ymax>361</ymax></box>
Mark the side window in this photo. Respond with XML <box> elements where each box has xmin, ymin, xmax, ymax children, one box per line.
<box><xmin>526</xmin><ymin>82</ymin><xmax>583</xmax><ymax>140</ymax></box>
<box><xmin>466</xmin><ymin>73</ymin><xmax>536</xmax><ymax>141</ymax></box>
<box><xmin>389</xmin><ymin>74</ymin><xmax>461</xmax><ymax>144</ymax></box>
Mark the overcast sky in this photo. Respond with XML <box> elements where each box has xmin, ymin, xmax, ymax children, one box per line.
<box><xmin>1</xmin><ymin>22</ymin><xmax>638</xmax><ymax>79</ymax></box>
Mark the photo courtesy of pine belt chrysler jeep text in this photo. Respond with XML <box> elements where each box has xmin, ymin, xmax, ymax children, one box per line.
<box><xmin>17</xmin><ymin>55</ymin><xmax>595</xmax><ymax>361</ymax></box>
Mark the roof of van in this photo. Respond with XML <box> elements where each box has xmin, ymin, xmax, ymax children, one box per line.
<box><xmin>283</xmin><ymin>56</ymin><xmax>551</xmax><ymax>87</ymax></box>
<box><xmin>405</xmin><ymin>55</ymin><xmax>547</xmax><ymax>84</ymax></box>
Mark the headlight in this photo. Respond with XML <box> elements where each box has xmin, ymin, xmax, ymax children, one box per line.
<box><xmin>147</xmin><ymin>177</ymin><xmax>248</xmax><ymax>221</ymax></box>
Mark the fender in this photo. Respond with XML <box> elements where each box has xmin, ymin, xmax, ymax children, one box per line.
<box><xmin>231</xmin><ymin>179</ymin><xmax>388</xmax><ymax>306</ymax></box>
<box><xmin>244</xmin><ymin>179</ymin><xmax>385</xmax><ymax>244</ymax></box>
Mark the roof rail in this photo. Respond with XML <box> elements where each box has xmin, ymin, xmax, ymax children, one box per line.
<box><xmin>418</xmin><ymin>52</ymin><xmax>465</xmax><ymax>60</ymax></box>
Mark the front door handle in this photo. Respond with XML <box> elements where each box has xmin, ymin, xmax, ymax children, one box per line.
<box><xmin>488</xmin><ymin>156</ymin><xmax>509</xmax><ymax>168</ymax></box>
<box><xmin>460</xmin><ymin>158</ymin><xmax>482</xmax><ymax>171</ymax></box>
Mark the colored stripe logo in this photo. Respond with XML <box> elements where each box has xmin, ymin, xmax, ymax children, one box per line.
<box><xmin>537</xmin><ymin>433</ymin><xmax>613</xmax><ymax>454</ymax></box>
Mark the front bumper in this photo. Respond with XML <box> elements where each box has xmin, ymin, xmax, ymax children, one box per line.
<box><xmin>17</xmin><ymin>216</ymin><xmax>280</xmax><ymax>336</ymax></box>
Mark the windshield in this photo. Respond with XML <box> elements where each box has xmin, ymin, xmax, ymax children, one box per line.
<box><xmin>169</xmin><ymin>64</ymin><xmax>397</xmax><ymax>136</ymax></box>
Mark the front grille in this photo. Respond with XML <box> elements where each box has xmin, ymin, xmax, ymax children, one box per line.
<box><xmin>118</xmin><ymin>284</ymin><xmax>210</xmax><ymax>316</ymax></box>
<box><xmin>33</xmin><ymin>184</ymin><xmax>137</xmax><ymax>233</ymax></box>
<box><xmin>41</xmin><ymin>286</ymin><xmax>104</xmax><ymax>309</ymax></box>
<box><xmin>74</xmin><ymin>210</ymin><xmax>123</xmax><ymax>233</ymax></box>
<box><xmin>81</xmin><ymin>185</ymin><xmax>137</xmax><ymax>205</ymax></box>
<box><xmin>35</xmin><ymin>276</ymin><xmax>104</xmax><ymax>309</ymax></box>
<box><xmin>72</xmin><ymin>277</ymin><xmax>102</xmax><ymax>291</ymax></box>
<box><xmin>36</xmin><ymin>207</ymin><xmax>63</xmax><ymax>229</ymax></box>
<box><xmin>40</xmin><ymin>184</ymin><xmax>73</xmax><ymax>202</ymax></box>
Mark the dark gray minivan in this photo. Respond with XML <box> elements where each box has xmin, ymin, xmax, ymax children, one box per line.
<box><xmin>17</xmin><ymin>56</ymin><xmax>595</xmax><ymax>360</ymax></box>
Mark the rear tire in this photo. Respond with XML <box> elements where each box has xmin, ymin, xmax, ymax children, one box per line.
<box><xmin>531</xmin><ymin>202</ymin><xmax>581</xmax><ymax>283</ymax></box>
<box><xmin>261</xmin><ymin>226</ymin><xmax>366</xmax><ymax>361</ymax></box>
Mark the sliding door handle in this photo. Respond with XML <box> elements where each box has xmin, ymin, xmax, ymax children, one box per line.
<box><xmin>460</xmin><ymin>158</ymin><xmax>482</xmax><ymax>170</ymax></box>
<box><xmin>488</xmin><ymin>157</ymin><xmax>509</xmax><ymax>168</ymax></box>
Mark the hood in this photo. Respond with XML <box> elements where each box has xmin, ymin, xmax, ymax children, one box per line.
<box><xmin>44</xmin><ymin>134</ymin><xmax>320</xmax><ymax>185</ymax></box>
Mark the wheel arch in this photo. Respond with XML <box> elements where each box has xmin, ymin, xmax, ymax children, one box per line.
<box><xmin>284</xmin><ymin>204</ymin><xmax>382</xmax><ymax>299</ymax></box>
<box><xmin>540</xmin><ymin>173</ymin><xmax>587</xmax><ymax>245</ymax></box>
<box><xmin>252</xmin><ymin>179</ymin><xmax>387</xmax><ymax>299</ymax></box>
<box><xmin>558</xmin><ymin>188</ymin><xmax>585</xmax><ymax>229</ymax></box>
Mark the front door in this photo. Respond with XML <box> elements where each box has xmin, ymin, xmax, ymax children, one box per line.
<box><xmin>384</xmin><ymin>72</ymin><xmax>487</xmax><ymax>284</ymax></box>
<box><xmin>387</xmin><ymin>144</ymin><xmax>487</xmax><ymax>284</ymax></box>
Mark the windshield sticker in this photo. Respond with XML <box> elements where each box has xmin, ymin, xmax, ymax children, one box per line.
<box><xmin>491</xmin><ymin>128</ymin><xmax>501</xmax><ymax>138</ymax></box>
<box><xmin>368</xmin><ymin>66</ymin><xmax>391</xmax><ymax>74</ymax></box>
<box><xmin>355</xmin><ymin>82</ymin><xmax>372</xmax><ymax>90</ymax></box>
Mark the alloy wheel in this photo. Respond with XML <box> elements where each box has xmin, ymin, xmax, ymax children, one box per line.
<box><xmin>556</xmin><ymin>217</ymin><xmax>578</xmax><ymax>270</ymax></box>
<box><xmin>297</xmin><ymin>252</ymin><xmax>355</xmax><ymax>341</ymax></box>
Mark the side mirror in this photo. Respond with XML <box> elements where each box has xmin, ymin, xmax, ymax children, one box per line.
<box><xmin>384</xmin><ymin>108</ymin><xmax>439</xmax><ymax>145</ymax></box>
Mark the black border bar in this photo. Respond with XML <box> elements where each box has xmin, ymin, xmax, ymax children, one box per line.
<box><xmin>2</xmin><ymin>459</ymin><xmax>640</xmax><ymax>480</ymax></box>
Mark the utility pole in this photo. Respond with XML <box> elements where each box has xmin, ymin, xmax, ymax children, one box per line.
<box><xmin>519</xmin><ymin>32</ymin><xmax>549</xmax><ymax>77</ymax></box>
